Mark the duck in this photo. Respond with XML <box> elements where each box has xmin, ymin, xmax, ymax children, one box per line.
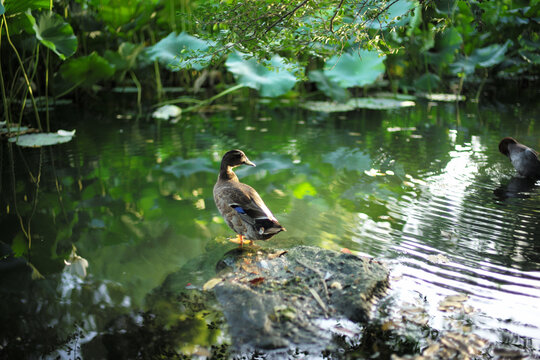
<box><xmin>213</xmin><ymin>149</ymin><xmax>286</xmax><ymax>246</ymax></box>
<box><xmin>499</xmin><ymin>137</ymin><xmax>540</xmax><ymax>179</ymax></box>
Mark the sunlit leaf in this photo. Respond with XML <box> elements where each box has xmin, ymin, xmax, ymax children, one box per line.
<box><xmin>152</xmin><ymin>105</ymin><xmax>182</xmax><ymax>120</ymax></box>
<box><xmin>8</xmin><ymin>130</ymin><xmax>76</xmax><ymax>147</ymax></box>
<box><xmin>33</xmin><ymin>13</ymin><xmax>77</xmax><ymax>60</ymax></box>
<box><xmin>324</xmin><ymin>50</ymin><xmax>386</xmax><ymax>88</ymax></box>
<box><xmin>145</xmin><ymin>32</ymin><xmax>214</xmax><ymax>71</ymax></box>
<box><xmin>225</xmin><ymin>52</ymin><xmax>297</xmax><ymax>97</ymax></box>
<box><xmin>0</xmin><ymin>3</ymin><xmax>5</xmax><ymax>15</ymax></box>
<box><xmin>293</xmin><ymin>182</ymin><xmax>317</xmax><ymax>199</ymax></box>
<box><xmin>60</xmin><ymin>52</ymin><xmax>115</xmax><ymax>86</ymax></box>
<box><xmin>365</xmin><ymin>0</ymin><xmax>416</xmax><ymax>29</ymax></box>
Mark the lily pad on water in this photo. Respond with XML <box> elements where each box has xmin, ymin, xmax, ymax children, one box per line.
<box><xmin>302</xmin><ymin>97</ymin><xmax>416</xmax><ymax>112</ymax></box>
<box><xmin>152</xmin><ymin>105</ymin><xmax>182</xmax><ymax>120</ymax></box>
<box><xmin>0</xmin><ymin>125</ymin><xmax>30</xmax><ymax>135</ymax></box>
<box><xmin>161</xmin><ymin>157</ymin><xmax>214</xmax><ymax>178</ymax></box>
<box><xmin>347</xmin><ymin>97</ymin><xmax>416</xmax><ymax>109</ymax></box>
<box><xmin>225</xmin><ymin>52</ymin><xmax>297</xmax><ymax>97</ymax></box>
<box><xmin>300</xmin><ymin>101</ymin><xmax>357</xmax><ymax>113</ymax></box>
<box><xmin>9</xmin><ymin>129</ymin><xmax>76</xmax><ymax>147</ymax></box>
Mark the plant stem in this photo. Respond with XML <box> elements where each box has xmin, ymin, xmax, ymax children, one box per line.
<box><xmin>130</xmin><ymin>71</ymin><xmax>142</xmax><ymax>116</ymax></box>
<box><xmin>183</xmin><ymin>84</ymin><xmax>245</xmax><ymax>113</ymax></box>
<box><xmin>0</xmin><ymin>18</ymin><xmax>11</xmax><ymax>132</ymax></box>
<box><xmin>2</xmin><ymin>14</ymin><xmax>42</xmax><ymax>131</ymax></box>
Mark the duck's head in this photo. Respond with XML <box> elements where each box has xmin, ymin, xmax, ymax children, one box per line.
<box><xmin>499</xmin><ymin>137</ymin><xmax>518</xmax><ymax>157</ymax></box>
<box><xmin>221</xmin><ymin>149</ymin><xmax>256</xmax><ymax>168</ymax></box>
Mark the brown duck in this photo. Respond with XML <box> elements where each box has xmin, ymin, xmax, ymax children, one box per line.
<box><xmin>213</xmin><ymin>149</ymin><xmax>285</xmax><ymax>246</ymax></box>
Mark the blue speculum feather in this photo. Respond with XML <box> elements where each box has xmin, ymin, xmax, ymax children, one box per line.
<box><xmin>232</xmin><ymin>205</ymin><xmax>246</xmax><ymax>214</ymax></box>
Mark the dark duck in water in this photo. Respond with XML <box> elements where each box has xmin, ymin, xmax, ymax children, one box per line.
<box><xmin>499</xmin><ymin>137</ymin><xmax>540</xmax><ymax>179</ymax></box>
<box><xmin>213</xmin><ymin>149</ymin><xmax>285</xmax><ymax>246</ymax></box>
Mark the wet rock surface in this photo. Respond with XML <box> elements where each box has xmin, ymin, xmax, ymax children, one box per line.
<box><xmin>207</xmin><ymin>245</ymin><xmax>389</xmax><ymax>351</ymax></box>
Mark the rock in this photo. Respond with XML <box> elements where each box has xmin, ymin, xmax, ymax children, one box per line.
<box><xmin>211</xmin><ymin>245</ymin><xmax>389</xmax><ymax>351</ymax></box>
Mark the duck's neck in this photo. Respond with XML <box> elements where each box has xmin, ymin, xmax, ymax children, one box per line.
<box><xmin>219</xmin><ymin>165</ymin><xmax>239</xmax><ymax>182</ymax></box>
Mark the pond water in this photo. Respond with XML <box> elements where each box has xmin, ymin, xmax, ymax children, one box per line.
<box><xmin>1</xmin><ymin>91</ymin><xmax>540</xmax><ymax>358</ymax></box>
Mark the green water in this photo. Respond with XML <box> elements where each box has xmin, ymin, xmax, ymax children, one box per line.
<box><xmin>1</xmin><ymin>94</ymin><xmax>540</xmax><ymax>358</ymax></box>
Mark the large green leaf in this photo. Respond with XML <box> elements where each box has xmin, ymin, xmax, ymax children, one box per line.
<box><xmin>426</xmin><ymin>28</ymin><xmax>463</xmax><ymax>67</ymax></box>
<box><xmin>0</xmin><ymin>4</ymin><xmax>5</xmax><ymax>15</ymax></box>
<box><xmin>324</xmin><ymin>50</ymin><xmax>386</xmax><ymax>88</ymax></box>
<box><xmin>33</xmin><ymin>13</ymin><xmax>77</xmax><ymax>60</ymax></box>
<box><xmin>3</xmin><ymin>0</ymin><xmax>49</xmax><ymax>14</ymax></box>
<box><xmin>225</xmin><ymin>52</ymin><xmax>297</xmax><ymax>97</ymax></box>
<box><xmin>145</xmin><ymin>32</ymin><xmax>214</xmax><ymax>71</ymax></box>
<box><xmin>308</xmin><ymin>70</ymin><xmax>349</xmax><ymax>102</ymax></box>
<box><xmin>104</xmin><ymin>42</ymin><xmax>145</xmax><ymax>72</ymax></box>
<box><xmin>450</xmin><ymin>40</ymin><xmax>513</xmax><ymax>75</ymax></box>
<box><xmin>60</xmin><ymin>52</ymin><xmax>115</xmax><ymax>86</ymax></box>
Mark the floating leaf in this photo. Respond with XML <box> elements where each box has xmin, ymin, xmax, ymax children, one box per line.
<box><xmin>146</xmin><ymin>32</ymin><xmax>214</xmax><ymax>71</ymax></box>
<box><xmin>324</xmin><ymin>49</ymin><xmax>386</xmax><ymax>88</ymax></box>
<box><xmin>60</xmin><ymin>52</ymin><xmax>115</xmax><ymax>86</ymax></box>
<box><xmin>9</xmin><ymin>130</ymin><xmax>75</xmax><ymax>147</ymax></box>
<box><xmin>0</xmin><ymin>125</ymin><xmax>30</xmax><ymax>134</ymax></box>
<box><xmin>300</xmin><ymin>101</ymin><xmax>357</xmax><ymax>113</ymax></box>
<box><xmin>225</xmin><ymin>52</ymin><xmax>297</xmax><ymax>97</ymax></box>
<box><xmin>347</xmin><ymin>97</ymin><xmax>415</xmax><ymax>109</ymax></box>
<box><xmin>152</xmin><ymin>105</ymin><xmax>182</xmax><ymax>120</ymax></box>
<box><xmin>33</xmin><ymin>12</ymin><xmax>77</xmax><ymax>60</ymax></box>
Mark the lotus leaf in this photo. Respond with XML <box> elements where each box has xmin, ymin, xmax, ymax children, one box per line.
<box><xmin>33</xmin><ymin>12</ymin><xmax>77</xmax><ymax>60</ymax></box>
<box><xmin>300</xmin><ymin>101</ymin><xmax>358</xmax><ymax>113</ymax></box>
<box><xmin>347</xmin><ymin>98</ymin><xmax>416</xmax><ymax>109</ymax></box>
<box><xmin>162</xmin><ymin>157</ymin><xmax>214</xmax><ymax>178</ymax></box>
<box><xmin>0</xmin><ymin>126</ymin><xmax>30</xmax><ymax>134</ymax></box>
<box><xmin>152</xmin><ymin>105</ymin><xmax>182</xmax><ymax>120</ymax></box>
<box><xmin>323</xmin><ymin>148</ymin><xmax>371</xmax><ymax>172</ymax></box>
<box><xmin>145</xmin><ymin>32</ymin><xmax>214</xmax><ymax>71</ymax></box>
<box><xmin>413</xmin><ymin>73</ymin><xmax>441</xmax><ymax>92</ymax></box>
<box><xmin>225</xmin><ymin>52</ymin><xmax>297</xmax><ymax>97</ymax></box>
<box><xmin>60</xmin><ymin>52</ymin><xmax>115</xmax><ymax>86</ymax></box>
<box><xmin>324</xmin><ymin>50</ymin><xmax>386</xmax><ymax>88</ymax></box>
<box><xmin>364</xmin><ymin>0</ymin><xmax>416</xmax><ymax>29</ymax></box>
<box><xmin>450</xmin><ymin>40</ymin><xmax>512</xmax><ymax>75</ymax></box>
<box><xmin>308</xmin><ymin>70</ymin><xmax>349</xmax><ymax>102</ymax></box>
<box><xmin>9</xmin><ymin>130</ymin><xmax>75</xmax><ymax>147</ymax></box>
<box><xmin>3</xmin><ymin>0</ymin><xmax>49</xmax><ymax>14</ymax></box>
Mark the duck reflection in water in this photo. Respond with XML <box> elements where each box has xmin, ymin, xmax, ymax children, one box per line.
<box><xmin>494</xmin><ymin>176</ymin><xmax>539</xmax><ymax>200</ymax></box>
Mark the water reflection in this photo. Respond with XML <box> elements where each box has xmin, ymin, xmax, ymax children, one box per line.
<box><xmin>1</xmin><ymin>98</ymin><xmax>540</xmax><ymax>357</ymax></box>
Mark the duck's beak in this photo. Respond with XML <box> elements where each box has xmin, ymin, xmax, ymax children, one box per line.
<box><xmin>244</xmin><ymin>159</ymin><xmax>256</xmax><ymax>167</ymax></box>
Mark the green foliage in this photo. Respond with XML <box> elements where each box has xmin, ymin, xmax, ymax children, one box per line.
<box><xmin>3</xmin><ymin>0</ymin><xmax>49</xmax><ymax>14</ymax></box>
<box><xmin>33</xmin><ymin>13</ymin><xmax>78</xmax><ymax>60</ymax></box>
<box><xmin>450</xmin><ymin>40</ymin><xmax>513</xmax><ymax>76</ymax></box>
<box><xmin>308</xmin><ymin>70</ymin><xmax>350</xmax><ymax>103</ymax></box>
<box><xmin>225</xmin><ymin>52</ymin><xmax>297</xmax><ymax>97</ymax></box>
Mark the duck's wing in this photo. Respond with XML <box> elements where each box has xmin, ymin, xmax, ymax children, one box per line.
<box><xmin>225</xmin><ymin>183</ymin><xmax>279</xmax><ymax>225</ymax></box>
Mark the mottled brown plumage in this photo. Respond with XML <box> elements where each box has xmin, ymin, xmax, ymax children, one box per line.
<box><xmin>213</xmin><ymin>150</ymin><xmax>285</xmax><ymax>245</ymax></box>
